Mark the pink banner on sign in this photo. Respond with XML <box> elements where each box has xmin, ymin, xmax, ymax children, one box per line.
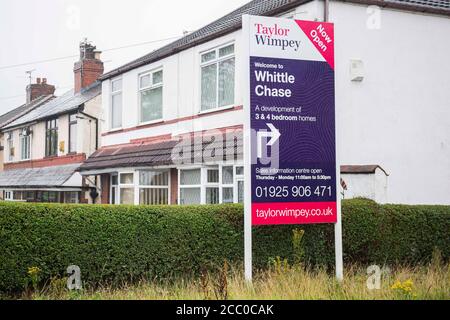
<box><xmin>252</xmin><ymin>202</ymin><xmax>337</xmax><ymax>225</ymax></box>
<box><xmin>295</xmin><ymin>20</ymin><xmax>334</xmax><ymax>69</ymax></box>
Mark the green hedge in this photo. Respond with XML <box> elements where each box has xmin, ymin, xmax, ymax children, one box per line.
<box><xmin>0</xmin><ymin>199</ymin><xmax>449</xmax><ymax>292</ymax></box>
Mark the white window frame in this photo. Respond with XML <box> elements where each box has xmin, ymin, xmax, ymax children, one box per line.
<box><xmin>178</xmin><ymin>167</ymin><xmax>202</xmax><ymax>205</ymax></box>
<box><xmin>221</xmin><ymin>165</ymin><xmax>235</xmax><ymax>204</ymax></box>
<box><xmin>20</xmin><ymin>130</ymin><xmax>31</xmax><ymax>161</ymax></box>
<box><xmin>6</xmin><ymin>131</ymin><xmax>14</xmax><ymax>162</ymax></box>
<box><xmin>199</xmin><ymin>42</ymin><xmax>235</xmax><ymax>113</ymax></box>
<box><xmin>110</xmin><ymin>78</ymin><xmax>123</xmax><ymax>130</ymax></box>
<box><xmin>138</xmin><ymin>169</ymin><xmax>171</xmax><ymax>205</ymax></box>
<box><xmin>4</xmin><ymin>190</ymin><xmax>13</xmax><ymax>201</ymax></box>
<box><xmin>110</xmin><ymin>173</ymin><xmax>119</xmax><ymax>204</ymax></box>
<box><xmin>178</xmin><ymin>164</ymin><xmax>243</xmax><ymax>205</ymax></box>
<box><xmin>138</xmin><ymin>68</ymin><xmax>164</xmax><ymax>125</ymax></box>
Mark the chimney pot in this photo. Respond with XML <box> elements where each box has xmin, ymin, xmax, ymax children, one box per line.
<box><xmin>36</xmin><ymin>78</ymin><xmax>41</xmax><ymax>84</ymax></box>
<box><xmin>42</xmin><ymin>78</ymin><xmax>47</xmax><ymax>84</ymax></box>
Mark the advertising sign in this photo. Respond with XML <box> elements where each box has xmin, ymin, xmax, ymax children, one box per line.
<box><xmin>243</xmin><ymin>15</ymin><xmax>342</xmax><ymax>281</ymax></box>
<box><xmin>246</xmin><ymin>15</ymin><xmax>337</xmax><ymax>225</ymax></box>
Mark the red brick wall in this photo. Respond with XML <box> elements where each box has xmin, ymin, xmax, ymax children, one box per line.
<box><xmin>26</xmin><ymin>81</ymin><xmax>55</xmax><ymax>103</ymax></box>
<box><xmin>4</xmin><ymin>153</ymin><xmax>86</xmax><ymax>170</ymax></box>
<box><xmin>170</xmin><ymin>168</ymin><xmax>178</xmax><ymax>205</ymax></box>
<box><xmin>100</xmin><ymin>174</ymin><xmax>110</xmax><ymax>204</ymax></box>
<box><xmin>74</xmin><ymin>59</ymin><xmax>104</xmax><ymax>93</ymax></box>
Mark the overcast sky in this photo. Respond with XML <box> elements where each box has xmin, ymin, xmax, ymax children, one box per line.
<box><xmin>0</xmin><ymin>0</ymin><xmax>249</xmax><ymax>114</ymax></box>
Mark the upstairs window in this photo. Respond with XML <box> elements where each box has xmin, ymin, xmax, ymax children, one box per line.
<box><xmin>111</xmin><ymin>78</ymin><xmax>122</xmax><ymax>129</ymax></box>
<box><xmin>20</xmin><ymin>129</ymin><xmax>31</xmax><ymax>160</ymax></box>
<box><xmin>201</xmin><ymin>43</ymin><xmax>235</xmax><ymax>111</ymax></box>
<box><xmin>139</xmin><ymin>69</ymin><xmax>163</xmax><ymax>123</ymax></box>
<box><xmin>7</xmin><ymin>132</ymin><xmax>14</xmax><ymax>161</ymax></box>
<box><xmin>45</xmin><ymin>118</ymin><xmax>58</xmax><ymax>157</ymax></box>
<box><xmin>69</xmin><ymin>113</ymin><xmax>77</xmax><ymax>153</ymax></box>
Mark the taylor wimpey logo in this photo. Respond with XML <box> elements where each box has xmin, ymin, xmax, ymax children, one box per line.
<box><xmin>254</xmin><ymin>23</ymin><xmax>301</xmax><ymax>51</ymax></box>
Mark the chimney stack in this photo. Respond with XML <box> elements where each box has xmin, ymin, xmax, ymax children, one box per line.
<box><xmin>74</xmin><ymin>39</ymin><xmax>104</xmax><ymax>93</ymax></box>
<box><xmin>26</xmin><ymin>77</ymin><xmax>55</xmax><ymax>103</ymax></box>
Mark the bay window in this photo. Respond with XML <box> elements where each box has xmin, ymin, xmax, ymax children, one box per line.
<box><xmin>111</xmin><ymin>78</ymin><xmax>122</xmax><ymax>129</ymax></box>
<box><xmin>119</xmin><ymin>172</ymin><xmax>134</xmax><ymax>204</ymax></box>
<box><xmin>179</xmin><ymin>165</ymin><xmax>244</xmax><ymax>205</ymax></box>
<box><xmin>179</xmin><ymin>169</ymin><xmax>201</xmax><ymax>205</ymax></box>
<box><xmin>110</xmin><ymin>170</ymin><xmax>170</xmax><ymax>205</ymax></box>
<box><xmin>139</xmin><ymin>170</ymin><xmax>169</xmax><ymax>205</ymax></box>
<box><xmin>201</xmin><ymin>43</ymin><xmax>235</xmax><ymax>111</ymax></box>
<box><xmin>139</xmin><ymin>69</ymin><xmax>163</xmax><ymax>123</ymax></box>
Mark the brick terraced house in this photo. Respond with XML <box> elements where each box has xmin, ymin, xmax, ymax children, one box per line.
<box><xmin>0</xmin><ymin>41</ymin><xmax>103</xmax><ymax>203</ymax></box>
<box><xmin>78</xmin><ymin>0</ymin><xmax>450</xmax><ymax>205</ymax></box>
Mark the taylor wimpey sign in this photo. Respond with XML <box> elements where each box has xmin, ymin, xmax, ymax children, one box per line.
<box><xmin>247</xmin><ymin>15</ymin><xmax>337</xmax><ymax>226</ymax></box>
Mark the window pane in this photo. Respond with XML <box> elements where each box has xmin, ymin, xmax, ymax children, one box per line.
<box><xmin>65</xmin><ymin>191</ymin><xmax>79</xmax><ymax>204</ymax></box>
<box><xmin>201</xmin><ymin>64</ymin><xmax>217</xmax><ymax>111</ymax></box>
<box><xmin>222</xmin><ymin>166</ymin><xmax>233</xmax><ymax>184</ymax></box>
<box><xmin>69</xmin><ymin>122</ymin><xmax>77</xmax><ymax>152</ymax></box>
<box><xmin>236</xmin><ymin>166</ymin><xmax>244</xmax><ymax>175</ymax></box>
<box><xmin>112</xmin><ymin>79</ymin><xmax>122</xmax><ymax>92</ymax></box>
<box><xmin>238</xmin><ymin>180</ymin><xmax>244</xmax><ymax>203</ymax></box>
<box><xmin>222</xmin><ymin>187</ymin><xmax>233</xmax><ymax>203</ymax></box>
<box><xmin>139</xmin><ymin>171</ymin><xmax>168</xmax><ymax>186</ymax></box>
<box><xmin>141</xmin><ymin>87</ymin><xmax>163</xmax><ymax>122</ymax></box>
<box><xmin>120</xmin><ymin>173</ymin><xmax>134</xmax><ymax>184</ymax></box>
<box><xmin>218</xmin><ymin>58</ymin><xmax>235</xmax><ymax>107</ymax></box>
<box><xmin>206</xmin><ymin>187</ymin><xmax>219</xmax><ymax>204</ymax></box>
<box><xmin>139</xmin><ymin>188</ymin><xmax>168</xmax><ymax>205</ymax></box>
<box><xmin>111</xmin><ymin>186</ymin><xmax>117</xmax><ymax>204</ymax></box>
<box><xmin>120</xmin><ymin>188</ymin><xmax>134</xmax><ymax>204</ymax></box>
<box><xmin>201</xmin><ymin>50</ymin><xmax>216</xmax><ymax>63</ymax></box>
<box><xmin>207</xmin><ymin>169</ymin><xmax>219</xmax><ymax>183</ymax></box>
<box><xmin>111</xmin><ymin>175</ymin><xmax>118</xmax><ymax>185</ymax></box>
<box><xmin>111</xmin><ymin>93</ymin><xmax>122</xmax><ymax>128</ymax></box>
<box><xmin>180</xmin><ymin>188</ymin><xmax>201</xmax><ymax>205</ymax></box>
<box><xmin>152</xmin><ymin>70</ymin><xmax>163</xmax><ymax>84</ymax></box>
<box><xmin>180</xmin><ymin>169</ymin><xmax>200</xmax><ymax>185</ymax></box>
<box><xmin>140</xmin><ymin>74</ymin><xmax>151</xmax><ymax>88</ymax></box>
<box><xmin>219</xmin><ymin>44</ymin><xmax>234</xmax><ymax>57</ymax></box>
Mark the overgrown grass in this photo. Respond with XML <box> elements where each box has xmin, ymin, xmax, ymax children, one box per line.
<box><xmin>23</xmin><ymin>262</ymin><xmax>450</xmax><ymax>300</ymax></box>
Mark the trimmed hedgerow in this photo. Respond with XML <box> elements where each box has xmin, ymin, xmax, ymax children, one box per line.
<box><xmin>0</xmin><ymin>199</ymin><xmax>448</xmax><ymax>292</ymax></box>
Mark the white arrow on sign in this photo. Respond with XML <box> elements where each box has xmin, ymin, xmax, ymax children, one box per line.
<box><xmin>257</xmin><ymin>123</ymin><xmax>281</xmax><ymax>159</ymax></box>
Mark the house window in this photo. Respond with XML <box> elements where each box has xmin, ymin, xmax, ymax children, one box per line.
<box><xmin>119</xmin><ymin>172</ymin><xmax>134</xmax><ymax>204</ymax></box>
<box><xmin>205</xmin><ymin>168</ymin><xmax>220</xmax><ymax>204</ymax></box>
<box><xmin>111</xmin><ymin>78</ymin><xmax>122</xmax><ymax>129</ymax></box>
<box><xmin>139</xmin><ymin>69</ymin><xmax>163</xmax><ymax>123</ymax></box>
<box><xmin>178</xmin><ymin>165</ymin><xmax>243</xmax><ymax>205</ymax></box>
<box><xmin>7</xmin><ymin>132</ymin><xmax>14</xmax><ymax>161</ymax></box>
<box><xmin>69</xmin><ymin>113</ymin><xmax>77</xmax><ymax>153</ymax></box>
<box><xmin>179</xmin><ymin>169</ymin><xmax>201</xmax><ymax>205</ymax></box>
<box><xmin>139</xmin><ymin>170</ymin><xmax>169</xmax><ymax>205</ymax></box>
<box><xmin>20</xmin><ymin>129</ymin><xmax>31</xmax><ymax>160</ymax></box>
<box><xmin>64</xmin><ymin>191</ymin><xmax>79</xmax><ymax>204</ymax></box>
<box><xmin>200</xmin><ymin>43</ymin><xmax>235</xmax><ymax>111</ymax></box>
<box><xmin>4</xmin><ymin>190</ymin><xmax>13</xmax><ymax>201</ymax></box>
<box><xmin>222</xmin><ymin>166</ymin><xmax>234</xmax><ymax>203</ymax></box>
<box><xmin>45</xmin><ymin>118</ymin><xmax>58</xmax><ymax>157</ymax></box>
<box><xmin>110</xmin><ymin>174</ymin><xmax>118</xmax><ymax>204</ymax></box>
